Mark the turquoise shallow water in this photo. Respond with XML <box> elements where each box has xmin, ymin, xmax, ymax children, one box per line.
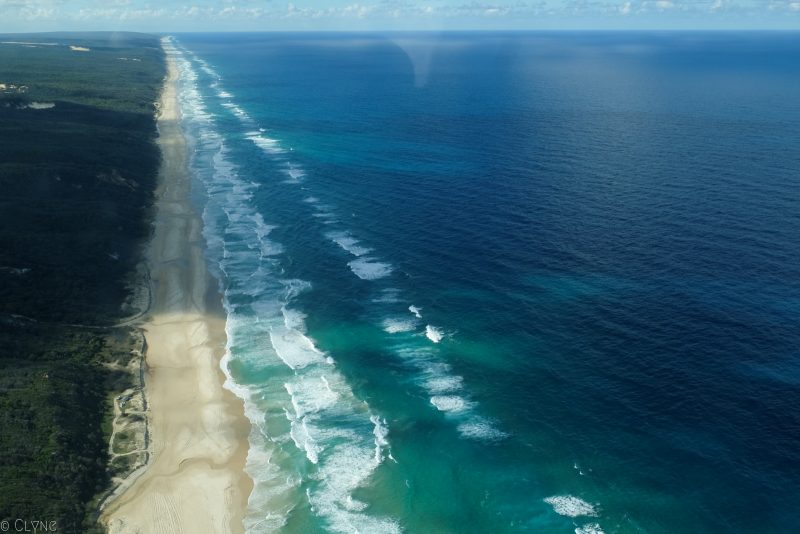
<box><xmin>168</xmin><ymin>33</ymin><xmax>800</xmax><ymax>533</ymax></box>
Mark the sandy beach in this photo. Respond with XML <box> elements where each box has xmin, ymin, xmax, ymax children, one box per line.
<box><xmin>102</xmin><ymin>44</ymin><xmax>252</xmax><ymax>534</ymax></box>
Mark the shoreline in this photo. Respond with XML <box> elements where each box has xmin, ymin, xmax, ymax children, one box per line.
<box><xmin>101</xmin><ymin>42</ymin><xmax>252</xmax><ymax>533</ymax></box>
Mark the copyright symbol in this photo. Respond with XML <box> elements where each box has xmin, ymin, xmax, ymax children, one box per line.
<box><xmin>0</xmin><ymin>519</ymin><xmax>9</xmax><ymax>531</ymax></box>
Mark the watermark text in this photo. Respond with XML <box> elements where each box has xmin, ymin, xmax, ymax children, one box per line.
<box><xmin>0</xmin><ymin>519</ymin><xmax>58</xmax><ymax>532</ymax></box>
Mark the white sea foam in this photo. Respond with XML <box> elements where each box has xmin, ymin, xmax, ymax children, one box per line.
<box><xmin>395</xmin><ymin>347</ymin><xmax>438</xmax><ymax>367</ymax></box>
<box><xmin>425</xmin><ymin>325</ymin><xmax>444</xmax><ymax>343</ymax></box>
<box><xmin>326</xmin><ymin>231</ymin><xmax>372</xmax><ymax>256</ymax></box>
<box><xmin>282</xmin><ymin>307</ymin><xmax>308</xmax><ymax>332</ymax></box>
<box><xmin>201</xmin><ymin>69</ymin><xmax>218</xmax><ymax>80</ymax></box>
<box><xmin>171</xmin><ymin>40</ymin><xmax>400</xmax><ymax>533</ymax></box>
<box><xmin>256</xmin><ymin>238</ymin><xmax>283</xmax><ymax>259</ymax></box>
<box><xmin>241</xmin><ymin>430</ymin><xmax>299</xmax><ymax>531</ymax></box>
<box><xmin>303</xmin><ymin>196</ymin><xmax>319</xmax><ymax>204</ymax></box>
<box><xmin>285</xmin><ymin>376</ymin><xmax>339</xmax><ymax>420</ymax></box>
<box><xmin>284</xmin><ymin>164</ymin><xmax>305</xmax><ymax>182</ymax></box>
<box><xmin>285</xmin><ymin>373</ymin><xmax>399</xmax><ymax>532</ymax></box>
<box><xmin>575</xmin><ymin>524</ymin><xmax>605</xmax><ymax>534</ymax></box>
<box><xmin>313</xmin><ymin>212</ymin><xmax>338</xmax><ymax>221</ymax></box>
<box><xmin>196</xmin><ymin>60</ymin><xmax>218</xmax><ymax>79</ymax></box>
<box><xmin>220</xmin><ymin>318</ymin><xmax>265</xmax><ymax>435</ymax></box>
<box><xmin>311</xmin><ymin>440</ymin><xmax>402</xmax><ymax>534</ymax></box>
<box><xmin>248</xmin><ymin>213</ymin><xmax>283</xmax><ymax>258</ymax></box>
<box><xmin>238</xmin><ymin>267</ymin><xmax>271</xmax><ymax>298</ymax></box>
<box><xmin>544</xmin><ymin>495</ymin><xmax>599</xmax><ymax>518</ymax></box>
<box><xmin>25</xmin><ymin>102</ymin><xmax>55</xmax><ymax>110</ymax></box>
<box><xmin>282</xmin><ymin>368</ymin><xmax>399</xmax><ymax>530</ymax></box>
<box><xmin>288</xmin><ymin>414</ymin><xmax>321</xmax><ymax>464</ymax></box>
<box><xmin>371</xmin><ymin>415</ymin><xmax>390</xmax><ymax>463</ymax></box>
<box><xmin>348</xmin><ymin>257</ymin><xmax>393</xmax><ymax>280</ymax></box>
<box><xmin>247</xmin><ymin>133</ymin><xmax>284</xmax><ymax>154</ymax></box>
<box><xmin>269</xmin><ymin>326</ymin><xmax>328</xmax><ymax>369</ymax></box>
<box><xmin>283</xmin><ymin>278</ymin><xmax>312</xmax><ymax>300</ymax></box>
<box><xmin>250</xmin><ymin>212</ymin><xmax>275</xmax><ymax>238</ymax></box>
<box><xmin>409</xmin><ymin>305</ymin><xmax>422</xmax><ymax>318</ymax></box>
<box><xmin>231</xmin><ymin>379</ymin><xmax>301</xmax><ymax>531</ymax></box>
<box><xmin>373</xmin><ymin>288</ymin><xmax>402</xmax><ymax>303</ymax></box>
<box><xmin>457</xmin><ymin>417</ymin><xmax>509</xmax><ymax>441</ymax></box>
<box><xmin>430</xmin><ymin>395</ymin><xmax>473</xmax><ymax>413</ymax></box>
<box><xmin>382</xmin><ymin>317</ymin><xmax>418</xmax><ymax>334</ymax></box>
<box><xmin>423</xmin><ymin>375</ymin><xmax>463</xmax><ymax>394</ymax></box>
<box><xmin>405</xmin><ymin>356</ymin><xmax>508</xmax><ymax>441</ymax></box>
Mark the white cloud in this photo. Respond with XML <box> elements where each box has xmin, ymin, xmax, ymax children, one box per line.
<box><xmin>277</xmin><ymin>1</ymin><xmax>540</xmax><ymax>21</ymax></box>
<box><xmin>767</xmin><ymin>0</ymin><xmax>800</xmax><ymax>11</ymax></box>
<box><xmin>1</xmin><ymin>0</ymin><xmax>799</xmax><ymax>30</ymax></box>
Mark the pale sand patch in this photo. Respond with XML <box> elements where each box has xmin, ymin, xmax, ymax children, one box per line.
<box><xmin>101</xmin><ymin>40</ymin><xmax>252</xmax><ymax>534</ymax></box>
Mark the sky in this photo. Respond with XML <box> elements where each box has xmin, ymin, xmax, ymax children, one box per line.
<box><xmin>0</xmin><ymin>0</ymin><xmax>798</xmax><ymax>32</ymax></box>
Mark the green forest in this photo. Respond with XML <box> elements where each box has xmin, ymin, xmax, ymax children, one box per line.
<box><xmin>0</xmin><ymin>33</ymin><xmax>164</xmax><ymax>532</ymax></box>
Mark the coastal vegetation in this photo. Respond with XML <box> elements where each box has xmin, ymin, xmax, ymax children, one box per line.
<box><xmin>0</xmin><ymin>33</ymin><xmax>164</xmax><ymax>531</ymax></box>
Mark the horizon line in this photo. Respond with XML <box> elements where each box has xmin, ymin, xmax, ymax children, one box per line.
<box><xmin>2</xmin><ymin>28</ymin><xmax>799</xmax><ymax>35</ymax></box>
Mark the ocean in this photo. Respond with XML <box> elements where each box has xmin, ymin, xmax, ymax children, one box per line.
<box><xmin>166</xmin><ymin>32</ymin><xmax>800</xmax><ymax>533</ymax></box>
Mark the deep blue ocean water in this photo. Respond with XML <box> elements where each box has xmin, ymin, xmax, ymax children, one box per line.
<box><xmin>168</xmin><ymin>32</ymin><xmax>800</xmax><ymax>533</ymax></box>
